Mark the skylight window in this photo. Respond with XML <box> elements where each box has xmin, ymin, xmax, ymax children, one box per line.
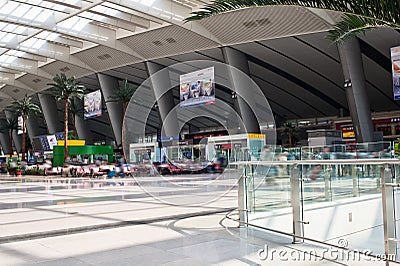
<box><xmin>14</xmin><ymin>26</ymin><xmax>28</xmax><ymax>35</ymax></box>
<box><xmin>58</xmin><ymin>17</ymin><xmax>90</xmax><ymax>32</ymax></box>
<box><xmin>91</xmin><ymin>6</ymin><xmax>119</xmax><ymax>16</ymax></box>
<box><xmin>36</xmin><ymin>31</ymin><xmax>59</xmax><ymax>41</ymax></box>
<box><xmin>20</xmin><ymin>38</ymin><xmax>46</xmax><ymax>50</ymax></box>
<box><xmin>11</xmin><ymin>4</ymin><xmax>30</xmax><ymax>18</ymax></box>
<box><xmin>24</xmin><ymin>6</ymin><xmax>41</xmax><ymax>20</ymax></box>
<box><xmin>0</xmin><ymin>2</ymin><xmax>19</xmax><ymax>15</ymax></box>
<box><xmin>35</xmin><ymin>9</ymin><xmax>54</xmax><ymax>23</ymax></box>
<box><xmin>140</xmin><ymin>0</ymin><xmax>156</xmax><ymax>6</ymax></box>
<box><xmin>0</xmin><ymin>32</ymin><xmax>16</xmax><ymax>44</ymax></box>
<box><xmin>4</xmin><ymin>24</ymin><xmax>17</xmax><ymax>33</ymax></box>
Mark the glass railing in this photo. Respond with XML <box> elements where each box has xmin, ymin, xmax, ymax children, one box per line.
<box><xmin>235</xmin><ymin>157</ymin><xmax>400</xmax><ymax>263</ymax></box>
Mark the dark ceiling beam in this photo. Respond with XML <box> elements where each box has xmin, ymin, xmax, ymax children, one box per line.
<box><xmin>250</xmin><ymin>72</ymin><xmax>327</xmax><ymax>116</ymax></box>
<box><xmin>254</xmin><ymin>41</ymin><xmax>344</xmax><ymax>92</ymax></box>
<box><xmin>236</xmin><ymin>47</ymin><xmax>347</xmax><ymax>111</ymax></box>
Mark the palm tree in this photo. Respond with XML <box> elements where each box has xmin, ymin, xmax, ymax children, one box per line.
<box><xmin>13</xmin><ymin>96</ymin><xmax>41</xmax><ymax>161</ymax></box>
<box><xmin>48</xmin><ymin>73</ymin><xmax>85</xmax><ymax>163</ymax></box>
<box><xmin>186</xmin><ymin>0</ymin><xmax>400</xmax><ymax>43</ymax></box>
<box><xmin>68</xmin><ymin>96</ymin><xmax>84</xmax><ymax>139</ymax></box>
<box><xmin>0</xmin><ymin>116</ymin><xmax>19</xmax><ymax>156</ymax></box>
<box><xmin>107</xmin><ymin>78</ymin><xmax>137</xmax><ymax>158</ymax></box>
<box><xmin>107</xmin><ymin>78</ymin><xmax>137</xmax><ymax>117</ymax></box>
<box><xmin>282</xmin><ymin>121</ymin><xmax>297</xmax><ymax>148</ymax></box>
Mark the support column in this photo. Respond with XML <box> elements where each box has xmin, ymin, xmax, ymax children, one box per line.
<box><xmin>338</xmin><ymin>39</ymin><xmax>374</xmax><ymax>143</ymax></box>
<box><xmin>291</xmin><ymin>166</ymin><xmax>303</xmax><ymax>243</ymax></box>
<box><xmin>145</xmin><ymin>61</ymin><xmax>179</xmax><ymax>139</ymax></box>
<box><xmin>75</xmin><ymin>114</ymin><xmax>93</xmax><ymax>144</ymax></box>
<box><xmin>222</xmin><ymin>47</ymin><xmax>260</xmax><ymax>134</ymax></box>
<box><xmin>26</xmin><ymin>114</ymin><xmax>41</xmax><ymax>142</ymax></box>
<box><xmin>38</xmin><ymin>93</ymin><xmax>62</xmax><ymax>134</ymax></box>
<box><xmin>0</xmin><ymin>131</ymin><xmax>11</xmax><ymax>155</ymax></box>
<box><xmin>96</xmin><ymin>74</ymin><xmax>123</xmax><ymax>146</ymax></box>
<box><xmin>4</xmin><ymin>110</ymin><xmax>21</xmax><ymax>153</ymax></box>
<box><xmin>381</xmin><ymin>165</ymin><xmax>396</xmax><ymax>265</ymax></box>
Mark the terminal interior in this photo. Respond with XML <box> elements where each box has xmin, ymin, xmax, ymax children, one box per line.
<box><xmin>0</xmin><ymin>1</ymin><xmax>399</xmax><ymax>265</ymax></box>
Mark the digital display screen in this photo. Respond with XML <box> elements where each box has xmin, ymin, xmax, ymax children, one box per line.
<box><xmin>390</xmin><ymin>46</ymin><xmax>400</xmax><ymax>100</ymax></box>
<box><xmin>180</xmin><ymin>67</ymin><xmax>215</xmax><ymax>108</ymax></box>
<box><xmin>84</xmin><ymin>90</ymin><xmax>102</xmax><ymax>119</ymax></box>
<box><xmin>341</xmin><ymin>126</ymin><xmax>355</xmax><ymax>140</ymax></box>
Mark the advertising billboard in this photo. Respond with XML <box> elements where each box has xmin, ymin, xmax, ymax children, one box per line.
<box><xmin>180</xmin><ymin>67</ymin><xmax>215</xmax><ymax>108</ymax></box>
<box><xmin>18</xmin><ymin>116</ymin><xmax>23</xmax><ymax>135</ymax></box>
<box><xmin>46</xmin><ymin>135</ymin><xmax>58</xmax><ymax>150</ymax></box>
<box><xmin>390</xmin><ymin>46</ymin><xmax>400</xmax><ymax>100</ymax></box>
<box><xmin>84</xmin><ymin>90</ymin><xmax>102</xmax><ymax>119</ymax></box>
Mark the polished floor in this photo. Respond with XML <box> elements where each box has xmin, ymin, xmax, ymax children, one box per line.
<box><xmin>0</xmin><ymin>174</ymin><xmax>390</xmax><ymax>265</ymax></box>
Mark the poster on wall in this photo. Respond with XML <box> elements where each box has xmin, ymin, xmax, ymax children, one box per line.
<box><xmin>46</xmin><ymin>135</ymin><xmax>58</xmax><ymax>150</ymax></box>
<box><xmin>180</xmin><ymin>67</ymin><xmax>215</xmax><ymax>108</ymax></box>
<box><xmin>84</xmin><ymin>90</ymin><xmax>102</xmax><ymax>119</ymax></box>
<box><xmin>390</xmin><ymin>46</ymin><xmax>400</xmax><ymax>100</ymax></box>
<box><xmin>17</xmin><ymin>116</ymin><xmax>23</xmax><ymax>135</ymax></box>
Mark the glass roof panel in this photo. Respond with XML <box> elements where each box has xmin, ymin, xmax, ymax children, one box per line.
<box><xmin>11</xmin><ymin>3</ymin><xmax>31</xmax><ymax>18</ymax></box>
<box><xmin>91</xmin><ymin>5</ymin><xmax>119</xmax><ymax>16</ymax></box>
<box><xmin>58</xmin><ymin>17</ymin><xmax>90</xmax><ymax>31</ymax></box>
<box><xmin>3</xmin><ymin>24</ymin><xmax>17</xmax><ymax>33</ymax></box>
<box><xmin>24</xmin><ymin>6</ymin><xmax>42</xmax><ymax>20</ymax></box>
<box><xmin>140</xmin><ymin>0</ymin><xmax>156</xmax><ymax>6</ymax></box>
<box><xmin>0</xmin><ymin>32</ymin><xmax>16</xmax><ymax>44</ymax></box>
<box><xmin>0</xmin><ymin>2</ymin><xmax>19</xmax><ymax>15</ymax></box>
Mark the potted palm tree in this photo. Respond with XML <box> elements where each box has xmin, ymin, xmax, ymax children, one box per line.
<box><xmin>186</xmin><ymin>0</ymin><xmax>400</xmax><ymax>43</ymax></box>
<box><xmin>107</xmin><ymin>78</ymin><xmax>137</xmax><ymax>117</ymax></box>
<box><xmin>13</xmin><ymin>95</ymin><xmax>41</xmax><ymax>161</ymax></box>
<box><xmin>48</xmin><ymin>73</ymin><xmax>85</xmax><ymax>164</ymax></box>
<box><xmin>107</xmin><ymin>78</ymin><xmax>137</xmax><ymax>158</ymax></box>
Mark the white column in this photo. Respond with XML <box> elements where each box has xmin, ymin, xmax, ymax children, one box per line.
<box><xmin>96</xmin><ymin>73</ymin><xmax>123</xmax><ymax>146</ymax></box>
<box><xmin>222</xmin><ymin>47</ymin><xmax>260</xmax><ymax>133</ymax></box>
<box><xmin>38</xmin><ymin>93</ymin><xmax>62</xmax><ymax>134</ymax></box>
<box><xmin>145</xmin><ymin>61</ymin><xmax>180</xmax><ymax>139</ymax></box>
<box><xmin>338</xmin><ymin>39</ymin><xmax>374</xmax><ymax>143</ymax></box>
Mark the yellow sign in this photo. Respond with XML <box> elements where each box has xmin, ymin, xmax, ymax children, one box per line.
<box><xmin>342</xmin><ymin>131</ymin><xmax>355</xmax><ymax>139</ymax></box>
<box><xmin>57</xmin><ymin>140</ymin><xmax>85</xmax><ymax>146</ymax></box>
<box><xmin>247</xmin><ymin>134</ymin><xmax>265</xmax><ymax>139</ymax></box>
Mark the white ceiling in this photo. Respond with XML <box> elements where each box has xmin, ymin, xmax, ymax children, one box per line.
<box><xmin>0</xmin><ymin>1</ymin><xmax>341</xmax><ymax>110</ymax></box>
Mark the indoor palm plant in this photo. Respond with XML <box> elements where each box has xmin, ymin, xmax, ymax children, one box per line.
<box><xmin>48</xmin><ymin>73</ymin><xmax>85</xmax><ymax>164</ymax></box>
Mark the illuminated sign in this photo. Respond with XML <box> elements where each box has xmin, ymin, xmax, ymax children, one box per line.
<box><xmin>57</xmin><ymin>140</ymin><xmax>85</xmax><ymax>146</ymax></box>
<box><xmin>247</xmin><ymin>134</ymin><xmax>265</xmax><ymax>139</ymax></box>
<box><xmin>341</xmin><ymin>126</ymin><xmax>355</xmax><ymax>140</ymax></box>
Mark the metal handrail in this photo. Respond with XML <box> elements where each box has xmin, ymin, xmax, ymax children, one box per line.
<box><xmin>232</xmin><ymin>159</ymin><xmax>400</xmax><ymax>166</ymax></box>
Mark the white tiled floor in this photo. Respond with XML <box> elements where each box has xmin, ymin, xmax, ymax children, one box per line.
<box><xmin>0</xmin><ymin>175</ymin><xmax>391</xmax><ymax>265</ymax></box>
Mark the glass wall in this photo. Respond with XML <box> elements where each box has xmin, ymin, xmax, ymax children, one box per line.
<box><xmin>241</xmin><ymin>147</ymin><xmax>399</xmax><ymax>262</ymax></box>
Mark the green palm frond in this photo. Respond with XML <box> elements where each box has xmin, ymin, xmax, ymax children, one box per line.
<box><xmin>48</xmin><ymin>73</ymin><xmax>85</xmax><ymax>101</ymax></box>
<box><xmin>185</xmin><ymin>0</ymin><xmax>400</xmax><ymax>43</ymax></box>
<box><xmin>68</xmin><ymin>97</ymin><xmax>84</xmax><ymax>117</ymax></box>
<box><xmin>12</xmin><ymin>95</ymin><xmax>41</xmax><ymax>116</ymax></box>
<box><xmin>107</xmin><ymin>78</ymin><xmax>137</xmax><ymax>104</ymax></box>
<box><xmin>187</xmin><ymin>0</ymin><xmax>400</xmax><ymax>22</ymax></box>
<box><xmin>327</xmin><ymin>13</ymin><xmax>399</xmax><ymax>43</ymax></box>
